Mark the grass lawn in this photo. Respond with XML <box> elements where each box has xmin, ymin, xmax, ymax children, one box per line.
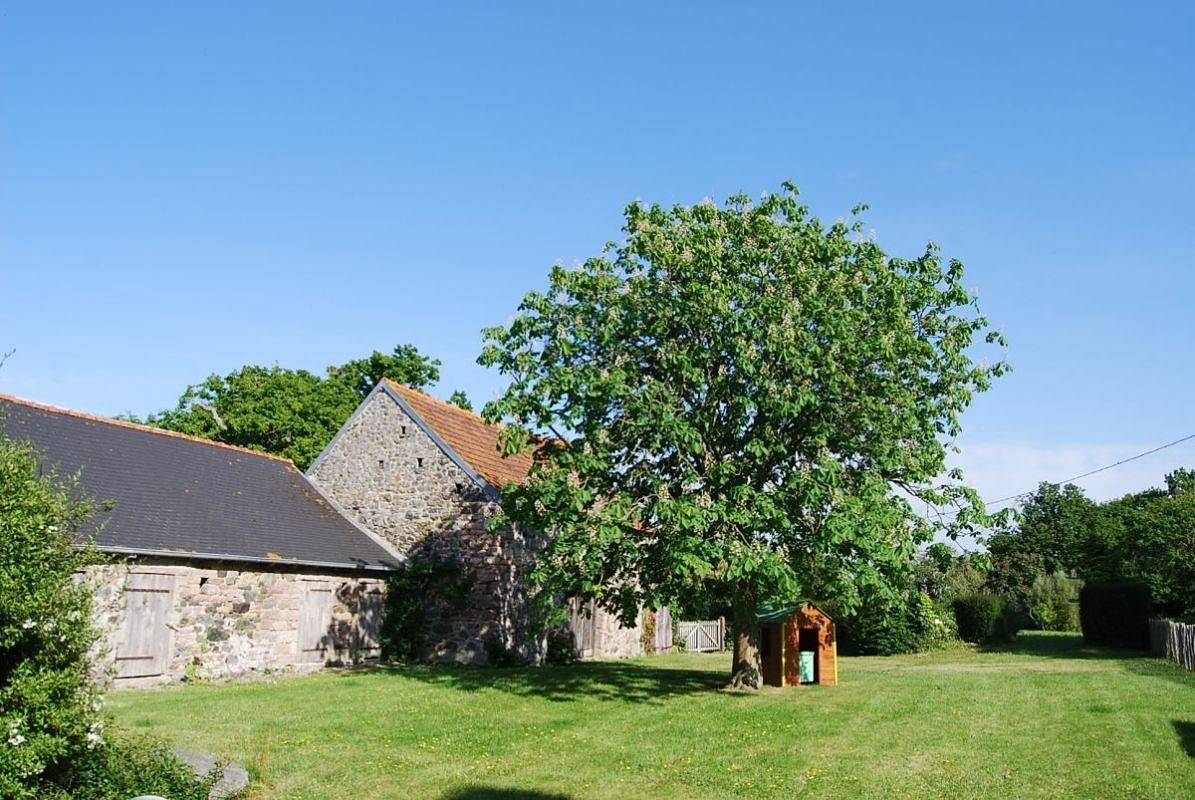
<box><xmin>108</xmin><ymin>632</ymin><xmax>1195</xmax><ymax>800</ymax></box>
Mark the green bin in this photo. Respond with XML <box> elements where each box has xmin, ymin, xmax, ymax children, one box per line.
<box><xmin>799</xmin><ymin>650</ymin><xmax>815</xmax><ymax>683</ymax></box>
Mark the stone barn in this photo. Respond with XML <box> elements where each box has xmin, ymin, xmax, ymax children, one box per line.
<box><xmin>307</xmin><ymin>379</ymin><xmax>662</xmax><ymax>664</ymax></box>
<box><xmin>2</xmin><ymin>395</ymin><xmax>401</xmax><ymax>687</ymax></box>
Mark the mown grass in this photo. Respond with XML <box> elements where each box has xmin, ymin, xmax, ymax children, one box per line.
<box><xmin>108</xmin><ymin>632</ymin><xmax>1195</xmax><ymax>799</ymax></box>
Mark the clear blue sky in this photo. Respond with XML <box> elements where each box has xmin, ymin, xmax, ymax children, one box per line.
<box><xmin>3</xmin><ymin>2</ymin><xmax>1193</xmax><ymax>504</ymax></box>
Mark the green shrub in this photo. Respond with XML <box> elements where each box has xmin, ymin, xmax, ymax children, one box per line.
<box><xmin>60</xmin><ymin>734</ymin><xmax>221</xmax><ymax>800</ymax></box>
<box><xmin>952</xmin><ymin>593</ymin><xmax>1018</xmax><ymax>644</ymax></box>
<box><xmin>1079</xmin><ymin>581</ymin><xmax>1150</xmax><ymax>649</ymax></box>
<box><xmin>910</xmin><ymin>592</ymin><xmax>960</xmax><ymax>650</ymax></box>
<box><xmin>544</xmin><ymin>628</ymin><xmax>579</xmax><ymax>665</ymax></box>
<box><xmin>0</xmin><ymin>435</ymin><xmax>104</xmax><ymax>799</ymax></box>
<box><xmin>0</xmin><ymin>431</ymin><xmax>216</xmax><ymax>799</ymax></box>
<box><xmin>378</xmin><ymin>554</ymin><xmax>470</xmax><ymax>662</ymax></box>
<box><xmin>836</xmin><ymin>590</ymin><xmax>964</xmax><ymax>656</ymax></box>
<box><xmin>838</xmin><ymin>603</ymin><xmax>915</xmax><ymax>656</ymax></box>
<box><xmin>1026</xmin><ymin>572</ymin><xmax>1081</xmax><ymax>631</ymax></box>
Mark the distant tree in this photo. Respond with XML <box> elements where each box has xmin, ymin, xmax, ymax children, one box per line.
<box><xmin>986</xmin><ymin>469</ymin><xmax>1195</xmax><ymax>619</ymax></box>
<box><xmin>139</xmin><ymin>366</ymin><xmax>358</xmax><ymax>469</ymax></box>
<box><xmin>1165</xmin><ymin>467</ymin><xmax>1195</xmax><ymax>496</ymax></box>
<box><xmin>325</xmin><ymin>345</ymin><xmax>441</xmax><ymax>399</ymax></box>
<box><xmin>138</xmin><ymin>344</ymin><xmax>441</xmax><ymax>469</ymax></box>
<box><xmin>986</xmin><ymin>482</ymin><xmax>1103</xmax><ymax>603</ymax></box>
<box><xmin>480</xmin><ymin>185</ymin><xmax>1007</xmax><ymax>688</ymax></box>
<box><xmin>915</xmin><ymin>545</ymin><xmax>987</xmax><ymax>602</ymax></box>
<box><xmin>1102</xmin><ymin>488</ymin><xmax>1195</xmax><ymax>617</ymax></box>
<box><xmin>447</xmin><ymin>390</ymin><xmax>473</xmax><ymax>411</ymax></box>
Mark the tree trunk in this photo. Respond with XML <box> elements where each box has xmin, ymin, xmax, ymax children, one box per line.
<box><xmin>727</xmin><ymin>592</ymin><xmax>762</xmax><ymax>690</ymax></box>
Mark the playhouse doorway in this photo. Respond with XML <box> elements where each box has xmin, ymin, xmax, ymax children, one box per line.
<box><xmin>798</xmin><ymin>627</ymin><xmax>819</xmax><ymax>684</ymax></box>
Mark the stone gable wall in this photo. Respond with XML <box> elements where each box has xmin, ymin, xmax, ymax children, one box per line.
<box><xmin>308</xmin><ymin>389</ymin><xmax>654</xmax><ymax>664</ymax></box>
<box><xmin>307</xmin><ymin>391</ymin><xmax>483</xmax><ymax>557</ymax></box>
<box><xmin>308</xmin><ymin>390</ymin><xmax>546</xmax><ymax>664</ymax></box>
<box><xmin>88</xmin><ymin>558</ymin><xmax>384</xmax><ymax>688</ymax></box>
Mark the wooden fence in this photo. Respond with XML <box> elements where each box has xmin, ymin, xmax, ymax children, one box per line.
<box><xmin>1150</xmin><ymin>618</ymin><xmax>1195</xmax><ymax>671</ymax></box>
<box><xmin>678</xmin><ymin>619</ymin><xmax>725</xmax><ymax>652</ymax></box>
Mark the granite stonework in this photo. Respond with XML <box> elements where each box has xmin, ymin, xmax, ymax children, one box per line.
<box><xmin>88</xmin><ymin>558</ymin><xmax>384</xmax><ymax>688</ymax></box>
<box><xmin>308</xmin><ymin>389</ymin><xmax>648</xmax><ymax>664</ymax></box>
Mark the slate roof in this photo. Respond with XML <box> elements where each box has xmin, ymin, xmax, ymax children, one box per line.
<box><xmin>1</xmin><ymin>395</ymin><xmax>400</xmax><ymax>571</ymax></box>
<box><xmin>385</xmin><ymin>380</ymin><xmax>536</xmax><ymax>489</ymax></box>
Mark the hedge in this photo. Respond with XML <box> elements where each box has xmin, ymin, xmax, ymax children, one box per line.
<box><xmin>1079</xmin><ymin>581</ymin><xmax>1151</xmax><ymax>649</ymax></box>
<box><xmin>952</xmin><ymin>593</ymin><xmax>1019</xmax><ymax>644</ymax></box>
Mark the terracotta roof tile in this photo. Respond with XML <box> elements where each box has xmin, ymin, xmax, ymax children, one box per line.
<box><xmin>386</xmin><ymin>381</ymin><xmax>535</xmax><ymax>489</ymax></box>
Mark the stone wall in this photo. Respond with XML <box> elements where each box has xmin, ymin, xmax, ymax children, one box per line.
<box><xmin>308</xmin><ymin>392</ymin><xmax>484</xmax><ymax>556</ymax></box>
<box><xmin>308</xmin><ymin>390</ymin><xmax>545</xmax><ymax>664</ymax></box>
<box><xmin>88</xmin><ymin>557</ymin><xmax>384</xmax><ymax>688</ymax></box>
<box><xmin>592</xmin><ymin>608</ymin><xmax>646</xmax><ymax>659</ymax></box>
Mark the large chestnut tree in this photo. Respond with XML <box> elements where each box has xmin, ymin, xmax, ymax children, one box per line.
<box><xmin>480</xmin><ymin>185</ymin><xmax>1006</xmax><ymax>688</ymax></box>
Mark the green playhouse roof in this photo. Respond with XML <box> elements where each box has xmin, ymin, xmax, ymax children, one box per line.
<box><xmin>756</xmin><ymin>602</ymin><xmax>830</xmax><ymax>624</ymax></box>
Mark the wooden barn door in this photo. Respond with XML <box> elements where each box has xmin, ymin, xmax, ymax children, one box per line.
<box><xmin>115</xmin><ymin>572</ymin><xmax>176</xmax><ymax>679</ymax></box>
<box><xmin>654</xmin><ymin>606</ymin><xmax>673</xmax><ymax>651</ymax></box>
<box><xmin>298</xmin><ymin>581</ymin><xmax>334</xmax><ymax>663</ymax></box>
<box><xmin>357</xmin><ymin>587</ymin><xmax>384</xmax><ymax>658</ymax></box>
<box><xmin>568</xmin><ymin>598</ymin><xmax>597</xmax><ymax>659</ymax></box>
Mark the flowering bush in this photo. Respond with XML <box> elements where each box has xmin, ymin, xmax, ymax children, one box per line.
<box><xmin>0</xmin><ymin>431</ymin><xmax>219</xmax><ymax>799</ymax></box>
<box><xmin>910</xmin><ymin>592</ymin><xmax>960</xmax><ymax>650</ymax></box>
<box><xmin>0</xmin><ymin>435</ymin><xmax>104</xmax><ymax>799</ymax></box>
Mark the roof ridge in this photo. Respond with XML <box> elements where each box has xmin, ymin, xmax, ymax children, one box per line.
<box><xmin>384</xmin><ymin>379</ymin><xmax>502</xmax><ymax>428</ymax></box>
<box><xmin>0</xmin><ymin>393</ymin><xmax>297</xmax><ymax>466</ymax></box>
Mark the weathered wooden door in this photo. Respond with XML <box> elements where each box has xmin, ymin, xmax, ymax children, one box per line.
<box><xmin>654</xmin><ymin>606</ymin><xmax>673</xmax><ymax>651</ymax></box>
<box><xmin>357</xmin><ymin>587</ymin><xmax>384</xmax><ymax>658</ymax></box>
<box><xmin>115</xmin><ymin>572</ymin><xmax>176</xmax><ymax>679</ymax></box>
<box><xmin>298</xmin><ymin>581</ymin><xmax>334</xmax><ymax>663</ymax></box>
<box><xmin>568</xmin><ymin>598</ymin><xmax>597</xmax><ymax>659</ymax></box>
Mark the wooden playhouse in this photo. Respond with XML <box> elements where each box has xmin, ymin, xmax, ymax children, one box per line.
<box><xmin>759</xmin><ymin>602</ymin><xmax>838</xmax><ymax>687</ymax></box>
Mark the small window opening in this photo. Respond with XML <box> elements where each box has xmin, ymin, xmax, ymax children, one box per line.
<box><xmin>199</xmin><ymin>576</ymin><xmax>209</xmax><ymax>588</ymax></box>
<box><xmin>416</xmin><ymin>457</ymin><xmax>424</xmax><ymax>469</ymax></box>
<box><xmin>401</xmin><ymin>425</ymin><xmax>408</xmax><ymax>436</ymax></box>
<box><xmin>378</xmin><ymin>459</ymin><xmax>385</xmax><ymax>469</ymax></box>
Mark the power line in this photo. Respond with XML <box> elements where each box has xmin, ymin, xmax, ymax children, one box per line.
<box><xmin>981</xmin><ymin>431</ymin><xmax>1195</xmax><ymax>509</ymax></box>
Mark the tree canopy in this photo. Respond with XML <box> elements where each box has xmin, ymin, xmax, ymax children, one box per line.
<box><xmin>448</xmin><ymin>390</ymin><xmax>473</xmax><ymax>411</ymax></box>
<box><xmin>479</xmin><ymin>185</ymin><xmax>1006</xmax><ymax>686</ymax></box>
<box><xmin>137</xmin><ymin>345</ymin><xmax>459</xmax><ymax>469</ymax></box>
<box><xmin>988</xmin><ymin>471</ymin><xmax>1195</xmax><ymax>619</ymax></box>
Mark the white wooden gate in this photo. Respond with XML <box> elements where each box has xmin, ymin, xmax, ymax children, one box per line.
<box><xmin>115</xmin><ymin>572</ymin><xmax>176</xmax><ymax>679</ymax></box>
<box><xmin>678</xmin><ymin>619</ymin><xmax>724</xmax><ymax>652</ymax></box>
<box><xmin>298</xmin><ymin>581</ymin><xmax>335</xmax><ymax>663</ymax></box>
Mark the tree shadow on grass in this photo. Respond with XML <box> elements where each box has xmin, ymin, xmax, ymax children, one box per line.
<box><xmin>344</xmin><ymin>659</ymin><xmax>727</xmax><ymax>704</ymax></box>
<box><xmin>983</xmin><ymin>632</ymin><xmax>1195</xmax><ymax>687</ymax></box>
<box><xmin>982</xmin><ymin>632</ymin><xmax>1151</xmax><ymax>661</ymax></box>
<box><xmin>440</xmin><ymin>787</ymin><xmax>573</xmax><ymax>800</ymax></box>
<box><xmin>1176</xmin><ymin>721</ymin><xmax>1195</xmax><ymax>758</ymax></box>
